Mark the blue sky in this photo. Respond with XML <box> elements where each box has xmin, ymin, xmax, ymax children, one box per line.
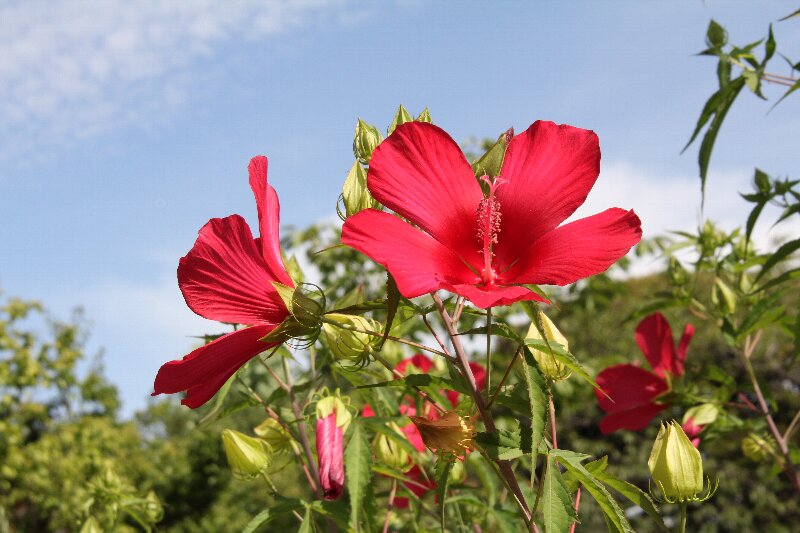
<box><xmin>1</xmin><ymin>1</ymin><xmax>798</xmax><ymax>416</ymax></box>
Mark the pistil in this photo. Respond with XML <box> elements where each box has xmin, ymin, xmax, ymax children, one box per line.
<box><xmin>476</xmin><ymin>175</ymin><xmax>505</xmax><ymax>284</ymax></box>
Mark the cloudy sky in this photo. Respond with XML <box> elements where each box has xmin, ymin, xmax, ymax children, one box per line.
<box><xmin>1</xmin><ymin>0</ymin><xmax>798</xmax><ymax>415</ymax></box>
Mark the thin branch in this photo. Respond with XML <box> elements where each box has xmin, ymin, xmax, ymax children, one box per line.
<box><xmin>382</xmin><ymin>479</ymin><xmax>398</xmax><ymax>533</ymax></box>
<box><xmin>320</xmin><ymin>316</ymin><xmax>452</xmax><ymax>360</ymax></box>
<box><xmin>549</xmin><ymin>394</ymin><xmax>558</xmax><ymax>450</ymax></box>
<box><xmin>431</xmin><ymin>292</ymin><xmax>537</xmax><ymax>532</ymax></box>
<box><xmin>488</xmin><ymin>347</ymin><xmax>522</xmax><ymax>409</ymax></box>
<box><xmin>372</xmin><ymin>351</ymin><xmax>446</xmax><ymax>415</ymax></box>
<box><xmin>486</xmin><ymin>307</ymin><xmax>493</xmax><ymax>401</ymax></box>
<box><xmin>422</xmin><ymin>314</ymin><xmax>451</xmax><ymax>357</ymax></box>
<box><xmin>569</xmin><ymin>486</ymin><xmax>582</xmax><ymax>533</ymax></box>
<box><xmin>784</xmin><ymin>409</ymin><xmax>800</xmax><ymax>442</ymax></box>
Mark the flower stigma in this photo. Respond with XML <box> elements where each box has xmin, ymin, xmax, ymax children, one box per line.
<box><xmin>476</xmin><ymin>175</ymin><xmax>506</xmax><ymax>285</ymax></box>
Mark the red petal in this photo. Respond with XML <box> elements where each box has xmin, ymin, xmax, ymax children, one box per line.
<box><xmin>595</xmin><ymin>364</ymin><xmax>668</xmax><ymax>412</ymax></box>
<box><xmin>599</xmin><ymin>403</ymin><xmax>666</xmax><ymax>434</ymax></box>
<box><xmin>502</xmin><ymin>208</ymin><xmax>641</xmax><ymax>286</ymax></box>
<box><xmin>342</xmin><ymin>209</ymin><xmax>478</xmax><ymax>298</ymax></box>
<box><xmin>178</xmin><ymin>215</ymin><xmax>288</xmax><ymax>324</ymax></box>
<box><xmin>152</xmin><ymin>325</ymin><xmax>275</xmax><ymax>408</ymax></box>
<box><xmin>493</xmin><ymin>121</ymin><xmax>601</xmax><ymax>271</ymax></box>
<box><xmin>248</xmin><ymin>156</ymin><xmax>294</xmax><ymax>287</ymax></box>
<box><xmin>397</xmin><ymin>354</ymin><xmax>434</xmax><ymax>374</ymax></box>
<box><xmin>675</xmin><ymin>323</ymin><xmax>695</xmax><ymax>377</ymax></box>
<box><xmin>402</xmin><ymin>422</ymin><xmax>426</xmax><ymax>452</ymax></box>
<box><xmin>440</xmin><ymin>282</ymin><xmax>548</xmax><ymax>309</ymax></box>
<box><xmin>367</xmin><ymin>122</ymin><xmax>484</xmax><ymax>267</ymax></box>
<box><xmin>635</xmin><ymin>313</ymin><xmax>677</xmax><ymax>377</ymax></box>
<box><xmin>448</xmin><ymin>361</ymin><xmax>486</xmax><ymax>407</ymax></box>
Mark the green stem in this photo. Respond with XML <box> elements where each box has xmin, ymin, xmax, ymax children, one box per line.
<box><xmin>486</xmin><ymin>307</ymin><xmax>493</xmax><ymax>401</ymax></box>
<box><xmin>679</xmin><ymin>502</ymin><xmax>687</xmax><ymax>533</ymax></box>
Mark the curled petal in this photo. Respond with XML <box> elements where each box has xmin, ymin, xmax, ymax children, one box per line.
<box><xmin>635</xmin><ymin>313</ymin><xmax>678</xmax><ymax>377</ymax></box>
<box><xmin>153</xmin><ymin>325</ymin><xmax>275</xmax><ymax>408</ymax></box>
<box><xmin>248</xmin><ymin>156</ymin><xmax>294</xmax><ymax>287</ymax></box>
<box><xmin>178</xmin><ymin>215</ymin><xmax>288</xmax><ymax>325</ymax></box>
<box><xmin>317</xmin><ymin>412</ymin><xmax>345</xmax><ymax>500</ymax></box>
<box><xmin>342</xmin><ymin>209</ymin><xmax>478</xmax><ymax>299</ymax></box>
<box><xmin>503</xmin><ymin>208</ymin><xmax>642</xmax><ymax>286</ymax></box>
<box><xmin>494</xmin><ymin>121</ymin><xmax>601</xmax><ymax>271</ymax></box>
<box><xmin>367</xmin><ymin>122</ymin><xmax>484</xmax><ymax>266</ymax></box>
<box><xmin>675</xmin><ymin>323</ymin><xmax>696</xmax><ymax>377</ymax></box>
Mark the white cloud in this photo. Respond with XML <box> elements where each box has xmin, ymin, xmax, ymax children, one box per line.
<box><xmin>0</xmin><ymin>0</ymin><xmax>354</xmax><ymax>163</ymax></box>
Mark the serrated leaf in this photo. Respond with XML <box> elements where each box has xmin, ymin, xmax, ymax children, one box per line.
<box><xmin>520</xmin><ymin>347</ymin><xmax>549</xmax><ymax>457</ymax></box>
<box><xmin>591</xmin><ymin>467</ymin><xmax>667</xmax><ymax>532</ymax></box>
<box><xmin>523</xmin><ymin>339</ymin><xmax>600</xmax><ymax>392</ymax></box>
<box><xmin>345</xmin><ymin>421</ymin><xmax>372</xmax><ymax>531</ymax></box>
<box><xmin>756</xmin><ymin>238</ymin><xmax>800</xmax><ymax>281</ymax></box>
<box><xmin>474</xmin><ymin>427</ymin><xmax>533</xmax><ymax>460</ymax></box>
<box><xmin>550</xmin><ymin>450</ymin><xmax>633</xmax><ymax>533</ymax></box>
<box><xmin>542</xmin><ymin>455</ymin><xmax>577</xmax><ymax>533</ymax></box>
<box><xmin>241</xmin><ymin>509</ymin><xmax>271</xmax><ymax>533</ymax></box>
<box><xmin>435</xmin><ymin>460</ymin><xmax>454</xmax><ymax>533</ymax></box>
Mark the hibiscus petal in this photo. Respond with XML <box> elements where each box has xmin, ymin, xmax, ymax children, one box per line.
<box><xmin>441</xmin><ymin>282</ymin><xmax>548</xmax><ymax>309</ymax></box>
<box><xmin>675</xmin><ymin>323</ymin><xmax>695</xmax><ymax>377</ymax></box>
<box><xmin>248</xmin><ymin>156</ymin><xmax>294</xmax><ymax>287</ymax></box>
<box><xmin>595</xmin><ymin>364</ymin><xmax>668</xmax><ymax>412</ymax></box>
<box><xmin>396</xmin><ymin>353</ymin><xmax>434</xmax><ymax>374</ymax></box>
<box><xmin>178</xmin><ymin>215</ymin><xmax>288</xmax><ymax>325</ymax></box>
<box><xmin>342</xmin><ymin>209</ymin><xmax>478</xmax><ymax>298</ymax></box>
<box><xmin>494</xmin><ymin>121</ymin><xmax>601</xmax><ymax>270</ymax></box>
<box><xmin>152</xmin><ymin>325</ymin><xmax>275</xmax><ymax>408</ymax></box>
<box><xmin>635</xmin><ymin>313</ymin><xmax>677</xmax><ymax>377</ymax></box>
<box><xmin>367</xmin><ymin>122</ymin><xmax>484</xmax><ymax>266</ymax></box>
<box><xmin>502</xmin><ymin>208</ymin><xmax>641</xmax><ymax>286</ymax></box>
<box><xmin>599</xmin><ymin>403</ymin><xmax>667</xmax><ymax>434</ymax></box>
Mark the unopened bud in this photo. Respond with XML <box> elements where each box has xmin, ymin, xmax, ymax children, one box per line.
<box><xmin>322</xmin><ymin>313</ymin><xmax>380</xmax><ymax>366</ymax></box>
<box><xmin>254</xmin><ymin>418</ymin><xmax>293</xmax><ymax>453</ymax></box>
<box><xmin>341</xmin><ymin>161</ymin><xmax>377</xmax><ymax>217</ymax></box>
<box><xmin>526</xmin><ymin>312</ymin><xmax>572</xmax><ymax>381</ymax></box>
<box><xmin>316</xmin><ymin>396</ymin><xmax>352</xmax><ymax>432</ymax></box>
<box><xmin>741</xmin><ymin>433</ymin><xmax>778</xmax><ymax>463</ymax></box>
<box><xmin>262</xmin><ymin>283</ymin><xmax>324</xmax><ymax>344</ymax></box>
<box><xmin>353</xmin><ymin>119</ymin><xmax>383</xmax><ymax>164</ymax></box>
<box><xmin>145</xmin><ymin>490</ymin><xmax>164</xmax><ymax>523</ymax></box>
<box><xmin>668</xmin><ymin>256</ymin><xmax>689</xmax><ymax>286</ymax></box>
<box><xmin>222</xmin><ymin>429</ymin><xmax>273</xmax><ymax>480</ymax></box>
<box><xmin>649</xmin><ymin>421</ymin><xmax>713</xmax><ymax>502</ymax></box>
<box><xmin>416</xmin><ymin>107</ymin><xmax>432</xmax><ymax>123</ymax></box>
<box><xmin>449</xmin><ymin>460</ymin><xmax>467</xmax><ymax>484</ymax></box>
<box><xmin>387</xmin><ymin>104</ymin><xmax>413</xmax><ymax>136</ymax></box>
<box><xmin>79</xmin><ymin>517</ymin><xmax>103</xmax><ymax>533</ymax></box>
<box><xmin>374</xmin><ymin>423</ymin><xmax>411</xmax><ymax>471</ymax></box>
<box><xmin>711</xmin><ymin>278</ymin><xmax>737</xmax><ymax>315</ymax></box>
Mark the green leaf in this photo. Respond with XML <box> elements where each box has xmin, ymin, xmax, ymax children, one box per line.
<box><xmin>520</xmin><ymin>347</ymin><xmax>549</xmax><ymax>457</ymax></box>
<box><xmin>345</xmin><ymin>420</ymin><xmax>372</xmax><ymax>531</ymax></box>
<box><xmin>542</xmin><ymin>456</ymin><xmax>577</xmax><ymax>533</ymax></box>
<box><xmin>706</xmin><ymin>20</ymin><xmax>727</xmax><ymax>48</ymax></box>
<box><xmin>471</xmin><ymin>128</ymin><xmax>513</xmax><ymax>180</ymax></box>
<box><xmin>377</xmin><ymin>274</ymin><xmax>400</xmax><ymax>350</ymax></box>
<box><xmin>588</xmin><ymin>459</ymin><xmax>667</xmax><ymax>532</ymax></box>
<box><xmin>771</xmin><ymin>78</ymin><xmax>800</xmax><ymax>110</ymax></box>
<box><xmin>474</xmin><ymin>426</ymin><xmax>534</xmax><ymax>460</ymax></box>
<box><xmin>297</xmin><ymin>507</ymin><xmax>313</xmax><ymax>533</ymax></box>
<box><xmin>756</xmin><ymin>238</ymin><xmax>800</xmax><ymax>281</ymax></box>
<box><xmin>779</xmin><ymin>7</ymin><xmax>800</xmax><ymax>21</ymax></box>
<box><xmin>745</xmin><ymin>198</ymin><xmax>768</xmax><ymax>243</ymax></box>
<box><xmin>241</xmin><ymin>509</ymin><xmax>271</xmax><ymax>533</ymax></box>
<box><xmin>435</xmin><ymin>460</ymin><xmax>454</xmax><ymax>533</ymax></box>
<box><xmin>199</xmin><ymin>372</ymin><xmax>237</xmax><ymax>425</ymax></box>
<box><xmin>550</xmin><ymin>450</ymin><xmax>633</xmax><ymax>533</ymax></box>
<box><xmin>523</xmin><ymin>339</ymin><xmax>600</xmax><ymax>392</ymax></box>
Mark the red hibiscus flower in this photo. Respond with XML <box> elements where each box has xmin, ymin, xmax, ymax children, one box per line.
<box><xmin>341</xmin><ymin>121</ymin><xmax>642</xmax><ymax>309</ymax></box>
<box><xmin>152</xmin><ymin>156</ymin><xmax>294</xmax><ymax>408</ymax></box>
<box><xmin>595</xmin><ymin>313</ymin><xmax>695</xmax><ymax>433</ymax></box>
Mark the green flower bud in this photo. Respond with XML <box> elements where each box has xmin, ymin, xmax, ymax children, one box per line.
<box><xmin>668</xmin><ymin>256</ymin><xmax>689</xmax><ymax>286</ymax></box>
<box><xmin>741</xmin><ymin>433</ymin><xmax>778</xmax><ymax>463</ymax></box>
<box><xmin>341</xmin><ymin>161</ymin><xmax>377</xmax><ymax>217</ymax></box>
<box><xmin>254</xmin><ymin>418</ymin><xmax>293</xmax><ymax>453</ymax></box>
<box><xmin>754</xmin><ymin>169</ymin><xmax>771</xmax><ymax>195</ymax></box>
<box><xmin>322</xmin><ymin>313</ymin><xmax>380</xmax><ymax>365</ymax></box>
<box><xmin>261</xmin><ymin>283</ymin><xmax>324</xmax><ymax>344</ymax></box>
<box><xmin>145</xmin><ymin>490</ymin><xmax>164</xmax><ymax>523</ymax></box>
<box><xmin>525</xmin><ymin>311</ymin><xmax>572</xmax><ymax>381</ymax></box>
<box><xmin>711</xmin><ymin>277</ymin><xmax>737</xmax><ymax>315</ymax></box>
<box><xmin>449</xmin><ymin>459</ymin><xmax>467</xmax><ymax>484</ymax></box>
<box><xmin>416</xmin><ymin>107</ymin><xmax>432</xmax><ymax>123</ymax></box>
<box><xmin>373</xmin><ymin>423</ymin><xmax>411</xmax><ymax>471</ymax></box>
<box><xmin>648</xmin><ymin>421</ymin><xmax>708</xmax><ymax>502</ymax></box>
<box><xmin>387</xmin><ymin>104</ymin><xmax>413</xmax><ymax>135</ymax></box>
<box><xmin>222</xmin><ymin>429</ymin><xmax>273</xmax><ymax>480</ymax></box>
<box><xmin>316</xmin><ymin>396</ymin><xmax>352</xmax><ymax>432</ymax></box>
<box><xmin>353</xmin><ymin>118</ymin><xmax>383</xmax><ymax>164</ymax></box>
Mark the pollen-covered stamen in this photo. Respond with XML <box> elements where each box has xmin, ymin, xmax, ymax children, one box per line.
<box><xmin>476</xmin><ymin>175</ymin><xmax>505</xmax><ymax>284</ymax></box>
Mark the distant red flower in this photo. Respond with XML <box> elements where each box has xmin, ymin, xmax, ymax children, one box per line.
<box><xmin>595</xmin><ymin>313</ymin><xmax>695</xmax><ymax>433</ymax></box>
<box><xmin>342</xmin><ymin>121</ymin><xmax>642</xmax><ymax>309</ymax></box>
<box><xmin>682</xmin><ymin>417</ymin><xmax>703</xmax><ymax>448</ymax></box>
<box><xmin>152</xmin><ymin>156</ymin><xmax>294</xmax><ymax>408</ymax></box>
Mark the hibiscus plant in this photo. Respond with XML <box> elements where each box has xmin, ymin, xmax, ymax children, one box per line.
<box><xmin>150</xmin><ymin>17</ymin><xmax>799</xmax><ymax>532</ymax></box>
